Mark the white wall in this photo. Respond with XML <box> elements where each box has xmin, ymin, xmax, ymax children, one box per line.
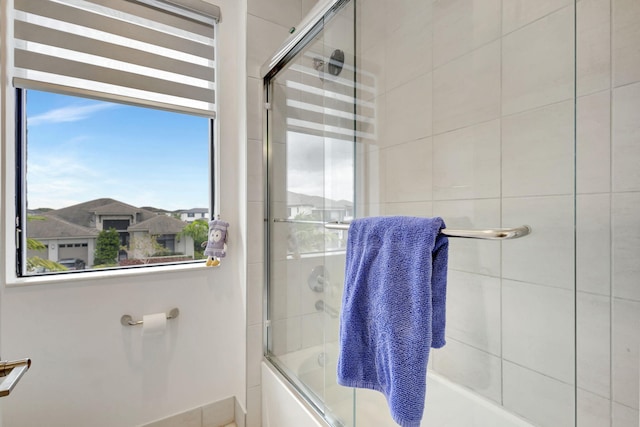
<box><xmin>0</xmin><ymin>1</ymin><xmax>247</xmax><ymax>426</ymax></box>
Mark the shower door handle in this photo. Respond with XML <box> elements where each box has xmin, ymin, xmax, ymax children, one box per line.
<box><xmin>0</xmin><ymin>358</ymin><xmax>31</xmax><ymax>397</ymax></box>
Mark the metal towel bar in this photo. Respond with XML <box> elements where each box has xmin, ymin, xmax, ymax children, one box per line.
<box><xmin>273</xmin><ymin>218</ymin><xmax>531</xmax><ymax>240</ymax></box>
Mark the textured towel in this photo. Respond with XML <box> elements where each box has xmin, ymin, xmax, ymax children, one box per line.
<box><xmin>337</xmin><ymin>216</ymin><xmax>449</xmax><ymax>427</ymax></box>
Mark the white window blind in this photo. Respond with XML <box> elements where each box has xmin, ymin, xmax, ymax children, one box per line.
<box><xmin>13</xmin><ymin>0</ymin><xmax>219</xmax><ymax>117</ymax></box>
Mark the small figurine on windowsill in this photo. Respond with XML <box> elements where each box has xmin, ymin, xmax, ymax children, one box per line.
<box><xmin>203</xmin><ymin>219</ymin><xmax>229</xmax><ymax>267</ymax></box>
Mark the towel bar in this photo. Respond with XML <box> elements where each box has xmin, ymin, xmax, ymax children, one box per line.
<box><xmin>273</xmin><ymin>218</ymin><xmax>531</xmax><ymax>240</ymax></box>
<box><xmin>324</xmin><ymin>221</ymin><xmax>531</xmax><ymax>240</ymax></box>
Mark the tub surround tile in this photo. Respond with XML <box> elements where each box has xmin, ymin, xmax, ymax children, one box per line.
<box><xmin>577</xmin><ymin>194</ymin><xmax>611</xmax><ymax>296</ymax></box>
<box><xmin>247</xmin><ymin>262</ymin><xmax>264</xmax><ymax>327</ymax></box>
<box><xmin>502</xmin><ymin>0</ymin><xmax>573</xmax><ymax>35</ymax></box>
<box><xmin>270</xmin><ymin>317</ymin><xmax>302</xmax><ymax>356</ymax></box>
<box><xmin>577</xmin><ymin>0</ymin><xmax>611</xmax><ymax>96</ymax></box>
<box><xmin>612</xmin><ymin>0</ymin><xmax>640</xmax><ymax>87</ymax></box>
<box><xmin>384</xmin><ymin>72</ymin><xmax>433</xmax><ymax>147</ymax></box>
<box><xmin>612</xmin><ymin>83</ymin><xmax>640</xmax><ymax>192</ymax></box>
<box><xmin>247</xmin><ymin>324</ymin><xmax>263</xmax><ymax>389</ymax></box>
<box><xmin>383</xmin><ymin>12</ymin><xmax>433</xmax><ymax>91</ymax></box>
<box><xmin>247</xmin><ymin>202</ymin><xmax>264</xmax><ymax>264</ymax></box>
<box><xmin>433</xmin><ymin>119</ymin><xmax>501</xmax><ymax>200</ymax></box>
<box><xmin>577</xmin><ymin>291</ymin><xmax>611</xmax><ymax>398</ymax></box>
<box><xmin>248</xmin><ymin>0</ymin><xmax>303</xmax><ymax>29</ymax></box>
<box><xmin>613</xmin><ymin>402</ymin><xmax>640</xmax><ymax>427</ymax></box>
<box><xmin>356</xmin><ymin>0</ymin><xmax>387</xmax><ymax>52</ymax></box>
<box><xmin>356</xmin><ymin>45</ymin><xmax>385</xmax><ymax>103</ymax></box>
<box><xmin>445</xmin><ymin>271</ymin><xmax>501</xmax><ymax>355</ymax></box>
<box><xmin>433</xmin><ymin>0</ymin><xmax>501</xmax><ymax>68</ymax></box>
<box><xmin>503</xmin><ymin>361</ymin><xmax>575</xmax><ymax>427</ymax></box>
<box><xmin>612</xmin><ymin>193</ymin><xmax>640</xmax><ymax>301</ymax></box>
<box><xmin>247</xmin><ymin>78</ymin><xmax>263</xmax><ymax>141</ymax></box>
<box><xmin>384</xmin><ymin>0</ymin><xmax>432</xmax><ymax>36</ymax></box>
<box><xmin>247</xmin><ymin>385</ymin><xmax>261</xmax><ymax>427</ymax></box>
<box><xmin>381</xmin><ymin>137</ymin><xmax>432</xmax><ymax>203</ymax></box>
<box><xmin>502</xmin><ymin>7</ymin><xmax>574</xmax><ymax>115</ymax></box>
<box><xmin>577</xmin><ymin>91</ymin><xmax>611</xmax><ymax>194</ymax></box>
<box><xmin>433</xmin><ymin>40</ymin><xmax>501</xmax><ymax>134</ymax></box>
<box><xmin>502</xmin><ymin>196</ymin><xmax>574</xmax><ymax>289</ymax></box>
<box><xmin>612</xmin><ymin>298</ymin><xmax>640</xmax><ymax>410</ymax></box>
<box><xmin>502</xmin><ymin>101</ymin><xmax>574</xmax><ymax>197</ymax></box>
<box><xmin>434</xmin><ymin>199</ymin><xmax>501</xmax><ymax>277</ymax></box>
<box><xmin>577</xmin><ymin>389</ymin><xmax>612</xmax><ymax>427</ymax></box>
<box><xmin>382</xmin><ymin>201</ymin><xmax>433</xmax><ymax>218</ymax></box>
<box><xmin>432</xmin><ymin>339</ymin><xmax>502</xmax><ymax>404</ymax></box>
<box><xmin>503</xmin><ymin>280</ymin><xmax>575</xmax><ymax>384</ymax></box>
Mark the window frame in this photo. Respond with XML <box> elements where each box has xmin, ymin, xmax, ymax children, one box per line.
<box><xmin>14</xmin><ymin>86</ymin><xmax>217</xmax><ymax>279</ymax></box>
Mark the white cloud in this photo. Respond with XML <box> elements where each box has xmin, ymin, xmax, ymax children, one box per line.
<box><xmin>28</xmin><ymin>102</ymin><xmax>117</xmax><ymax>126</ymax></box>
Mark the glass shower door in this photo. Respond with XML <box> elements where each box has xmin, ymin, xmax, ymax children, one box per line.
<box><xmin>265</xmin><ymin>2</ymin><xmax>356</xmax><ymax>426</ymax></box>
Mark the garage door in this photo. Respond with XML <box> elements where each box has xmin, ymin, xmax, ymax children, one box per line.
<box><xmin>58</xmin><ymin>243</ymin><xmax>89</xmax><ymax>264</ymax></box>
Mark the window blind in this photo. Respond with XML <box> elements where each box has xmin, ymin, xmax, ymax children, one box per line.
<box><xmin>13</xmin><ymin>0</ymin><xmax>219</xmax><ymax>117</ymax></box>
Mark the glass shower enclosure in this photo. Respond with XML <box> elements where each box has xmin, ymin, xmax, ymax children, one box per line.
<box><xmin>263</xmin><ymin>0</ymin><xmax>639</xmax><ymax>426</ymax></box>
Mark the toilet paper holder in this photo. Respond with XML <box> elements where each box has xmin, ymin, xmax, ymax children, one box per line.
<box><xmin>120</xmin><ymin>308</ymin><xmax>180</xmax><ymax>326</ymax></box>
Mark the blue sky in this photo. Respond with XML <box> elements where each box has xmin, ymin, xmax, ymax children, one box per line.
<box><xmin>26</xmin><ymin>90</ymin><xmax>210</xmax><ymax>211</ymax></box>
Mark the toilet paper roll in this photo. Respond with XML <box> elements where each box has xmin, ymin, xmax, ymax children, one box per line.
<box><xmin>142</xmin><ymin>313</ymin><xmax>167</xmax><ymax>336</ymax></box>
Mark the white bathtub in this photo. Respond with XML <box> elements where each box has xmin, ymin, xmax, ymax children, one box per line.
<box><xmin>263</xmin><ymin>346</ymin><xmax>535</xmax><ymax>427</ymax></box>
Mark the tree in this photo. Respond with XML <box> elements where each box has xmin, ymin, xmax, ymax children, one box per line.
<box><xmin>94</xmin><ymin>228</ymin><xmax>120</xmax><ymax>265</ymax></box>
<box><xmin>178</xmin><ymin>218</ymin><xmax>209</xmax><ymax>259</ymax></box>
<box><xmin>128</xmin><ymin>234</ymin><xmax>166</xmax><ymax>261</ymax></box>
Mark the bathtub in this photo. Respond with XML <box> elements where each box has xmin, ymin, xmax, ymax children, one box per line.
<box><xmin>263</xmin><ymin>345</ymin><xmax>535</xmax><ymax>427</ymax></box>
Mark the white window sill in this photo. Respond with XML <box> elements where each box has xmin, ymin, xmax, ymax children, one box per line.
<box><xmin>6</xmin><ymin>261</ymin><xmax>216</xmax><ymax>288</ymax></box>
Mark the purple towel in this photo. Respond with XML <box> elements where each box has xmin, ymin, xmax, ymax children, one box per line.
<box><xmin>337</xmin><ymin>216</ymin><xmax>449</xmax><ymax>427</ymax></box>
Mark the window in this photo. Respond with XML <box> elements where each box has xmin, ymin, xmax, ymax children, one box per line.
<box><xmin>12</xmin><ymin>0</ymin><xmax>220</xmax><ymax>277</ymax></box>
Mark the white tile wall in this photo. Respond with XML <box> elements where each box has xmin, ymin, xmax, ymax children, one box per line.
<box><xmin>612</xmin><ymin>0</ymin><xmax>640</xmax><ymax>87</ymax></box>
<box><xmin>612</xmin><ymin>192</ymin><xmax>640</xmax><ymax>301</ymax></box>
<box><xmin>577</xmin><ymin>0</ymin><xmax>611</xmax><ymax>96</ymax></box>
<box><xmin>577</xmin><ymin>291</ymin><xmax>611</xmax><ymax>398</ymax></box>
<box><xmin>248</xmin><ymin>0</ymin><xmax>303</xmax><ymax>29</ymax></box>
<box><xmin>612</xmin><ymin>82</ymin><xmax>640</xmax><ymax>192</ymax></box>
<box><xmin>612</xmin><ymin>298</ymin><xmax>640</xmax><ymax>409</ymax></box>
<box><xmin>577</xmin><ymin>194</ymin><xmax>611</xmax><ymax>296</ymax></box>
<box><xmin>433</xmin><ymin>40</ymin><xmax>501</xmax><ymax>134</ymax></box>
<box><xmin>380</xmin><ymin>137</ymin><xmax>432</xmax><ymax>203</ymax></box>
<box><xmin>502</xmin><ymin>0</ymin><xmax>573</xmax><ymax>34</ymax></box>
<box><xmin>384</xmin><ymin>73</ymin><xmax>433</xmax><ymax>148</ymax></box>
<box><xmin>503</xmin><ymin>280</ymin><xmax>575</xmax><ymax>384</ymax></box>
<box><xmin>502</xmin><ymin>100</ymin><xmax>574</xmax><ymax>197</ymax></box>
<box><xmin>433</xmin><ymin>119</ymin><xmax>501</xmax><ymax>200</ymax></box>
<box><xmin>384</xmin><ymin>13</ymin><xmax>433</xmax><ymax>91</ymax></box>
<box><xmin>444</xmin><ymin>270</ymin><xmax>501</xmax><ymax>355</ymax></box>
<box><xmin>434</xmin><ymin>199</ymin><xmax>501</xmax><ymax>277</ymax></box>
<box><xmin>433</xmin><ymin>0</ymin><xmax>501</xmax><ymax>68</ymax></box>
<box><xmin>578</xmin><ymin>389</ymin><xmax>612</xmax><ymax>427</ymax></box>
<box><xmin>613</xmin><ymin>402</ymin><xmax>640</xmax><ymax>427</ymax></box>
<box><xmin>502</xmin><ymin>6</ymin><xmax>574</xmax><ymax>115</ymax></box>
<box><xmin>503</xmin><ymin>361</ymin><xmax>575</xmax><ymax>427</ymax></box>
<box><xmin>502</xmin><ymin>196</ymin><xmax>574</xmax><ymax>289</ymax></box>
<box><xmin>431</xmin><ymin>338</ymin><xmax>502</xmax><ymax>403</ymax></box>
<box><xmin>577</xmin><ymin>91</ymin><xmax>611</xmax><ymax>194</ymax></box>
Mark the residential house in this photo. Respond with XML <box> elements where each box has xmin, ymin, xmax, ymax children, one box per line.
<box><xmin>27</xmin><ymin>198</ymin><xmax>194</xmax><ymax>268</ymax></box>
<box><xmin>176</xmin><ymin>208</ymin><xmax>210</xmax><ymax>222</ymax></box>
